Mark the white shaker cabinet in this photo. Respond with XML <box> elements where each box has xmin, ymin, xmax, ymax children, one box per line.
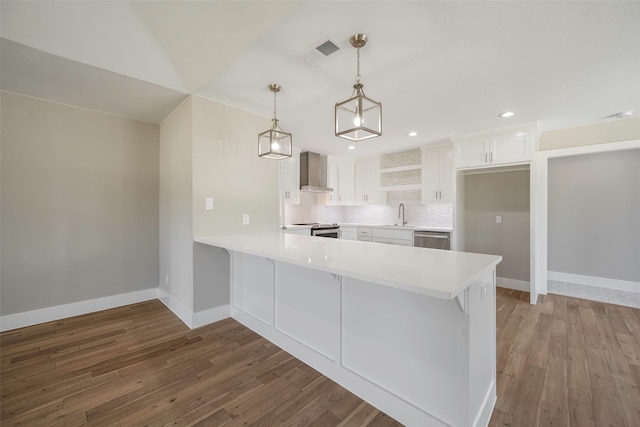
<box><xmin>357</xmin><ymin>227</ymin><xmax>372</xmax><ymax>242</ymax></box>
<box><xmin>371</xmin><ymin>227</ymin><xmax>414</xmax><ymax>246</ymax></box>
<box><xmin>339</xmin><ymin>225</ymin><xmax>358</xmax><ymax>240</ymax></box>
<box><xmin>324</xmin><ymin>155</ymin><xmax>339</xmax><ymax>206</ymax></box>
<box><xmin>454</xmin><ymin>124</ymin><xmax>539</xmax><ymax>170</ymax></box>
<box><xmin>325</xmin><ymin>156</ymin><xmax>356</xmax><ymax>206</ymax></box>
<box><xmin>421</xmin><ymin>146</ymin><xmax>453</xmax><ymax>203</ymax></box>
<box><xmin>281</xmin><ymin>148</ymin><xmax>301</xmax><ymax>204</ymax></box>
<box><xmin>355</xmin><ymin>157</ymin><xmax>385</xmax><ymax>205</ymax></box>
<box><xmin>338</xmin><ymin>158</ymin><xmax>356</xmax><ymax>205</ymax></box>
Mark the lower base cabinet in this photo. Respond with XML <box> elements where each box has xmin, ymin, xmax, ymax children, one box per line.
<box><xmin>339</xmin><ymin>226</ymin><xmax>357</xmax><ymax>240</ymax></box>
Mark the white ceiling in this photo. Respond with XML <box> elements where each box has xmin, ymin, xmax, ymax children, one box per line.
<box><xmin>2</xmin><ymin>1</ymin><xmax>639</xmax><ymax>158</ymax></box>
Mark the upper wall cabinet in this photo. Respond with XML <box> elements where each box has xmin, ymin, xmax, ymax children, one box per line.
<box><xmin>324</xmin><ymin>156</ymin><xmax>356</xmax><ymax>206</ymax></box>
<box><xmin>355</xmin><ymin>157</ymin><xmax>386</xmax><ymax>205</ymax></box>
<box><xmin>421</xmin><ymin>146</ymin><xmax>453</xmax><ymax>203</ymax></box>
<box><xmin>453</xmin><ymin>123</ymin><xmax>540</xmax><ymax>170</ymax></box>
<box><xmin>281</xmin><ymin>148</ymin><xmax>301</xmax><ymax>204</ymax></box>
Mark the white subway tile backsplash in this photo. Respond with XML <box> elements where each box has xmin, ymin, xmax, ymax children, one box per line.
<box><xmin>285</xmin><ymin>189</ymin><xmax>452</xmax><ymax>228</ymax></box>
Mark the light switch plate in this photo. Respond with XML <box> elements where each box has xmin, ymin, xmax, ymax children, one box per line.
<box><xmin>496</xmin><ymin>215</ymin><xmax>502</xmax><ymax>224</ymax></box>
<box><xmin>205</xmin><ymin>198</ymin><xmax>213</xmax><ymax>210</ymax></box>
<box><xmin>242</xmin><ymin>214</ymin><xmax>249</xmax><ymax>225</ymax></box>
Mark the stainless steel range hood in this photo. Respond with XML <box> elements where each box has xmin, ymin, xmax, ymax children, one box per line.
<box><xmin>299</xmin><ymin>151</ymin><xmax>333</xmax><ymax>192</ymax></box>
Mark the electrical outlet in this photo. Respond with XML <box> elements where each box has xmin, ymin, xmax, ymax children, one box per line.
<box><xmin>243</xmin><ymin>214</ymin><xmax>249</xmax><ymax>225</ymax></box>
<box><xmin>496</xmin><ymin>215</ymin><xmax>502</xmax><ymax>224</ymax></box>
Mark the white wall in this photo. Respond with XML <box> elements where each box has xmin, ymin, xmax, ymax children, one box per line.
<box><xmin>159</xmin><ymin>95</ymin><xmax>279</xmax><ymax>320</ymax></box>
<box><xmin>190</xmin><ymin>95</ymin><xmax>279</xmax><ymax>313</ymax></box>
<box><xmin>1</xmin><ymin>91</ymin><xmax>159</xmax><ymax>315</ymax></box>
<box><xmin>159</xmin><ymin>97</ymin><xmax>194</xmax><ymax>312</ymax></box>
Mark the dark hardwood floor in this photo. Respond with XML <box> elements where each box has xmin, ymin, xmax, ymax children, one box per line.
<box><xmin>2</xmin><ymin>288</ymin><xmax>640</xmax><ymax>426</ymax></box>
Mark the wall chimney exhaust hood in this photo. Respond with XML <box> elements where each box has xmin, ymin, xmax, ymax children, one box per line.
<box><xmin>299</xmin><ymin>151</ymin><xmax>333</xmax><ymax>192</ymax></box>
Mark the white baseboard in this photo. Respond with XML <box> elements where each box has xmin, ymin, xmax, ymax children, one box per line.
<box><xmin>0</xmin><ymin>288</ymin><xmax>159</xmax><ymax>332</ymax></box>
<box><xmin>157</xmin><ymin>288</ymin><xmax>194</xmax><ymax>328</ymax></box>
<box><xmin>1</xmin><ymin>288</ymin><xmax>232</xmax><ymax>332</ymax></box>
<box><xmin>496</xmin><ymin>277</ymin><xmax>530</xmax><ymax>292</ymax></box>
<box><xmin>547</xmin><ymin>271</ymin><xmax>640</xmax><ymax>293</ymax></box>
<box><xmin>192</xmin><ymin>304</ymin><xmax>231</xmax><ymax>329</ymax></box>
<box><xmin>156</xmin><ymin>288</ymin><xmax>230</xmax><ymax>329</ymax></box>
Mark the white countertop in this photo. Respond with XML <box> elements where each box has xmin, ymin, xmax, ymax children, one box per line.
<box><xmin>195</xmin><ymin>232</ymin><xmax>500</xmax><ymax>300</ymax></box>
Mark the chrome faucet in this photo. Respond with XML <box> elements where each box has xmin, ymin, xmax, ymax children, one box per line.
<box><xmin>398</xmin><ymin>203</ymin><xmax>406</xmax><ymax>226</ymax></box>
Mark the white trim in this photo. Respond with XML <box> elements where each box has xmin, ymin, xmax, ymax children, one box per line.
<box><xmin>191</xmin><ymin>304</ymin><xmax>231</xmax><ymax>329</ymax></box>
<box><xmin>157</xmin><ymin>288</ymin><xmax>230</xmax><ymax>329</ymax></box>
<box><xmin>0</xmin><ymin>288</ymin><xmax>159</xmax><ymax>332</ymax></box>
<box><xmin>496</xmin><ymin>277</ymin><xmax>530</xmax><ymax>292</ymax></box>
<box><xmin>548</xmin><ymin>271</ymin><xmax>640</xmax><ymax>293</ymax></box>
<box><xmin>533</xmin><ymin>138</ymin><xmax>640</xmax><ymax>307</ymax></box>
<box><xmin>157</xmin><ymin>288</ymin><xmax>194</xmax><ymax>328</ymax></box>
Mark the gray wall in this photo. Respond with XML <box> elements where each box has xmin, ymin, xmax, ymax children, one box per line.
<box><xmin>548</xmin><ymin>149</ymin><xmax>640</xmax><ymax>282</ymax></box>
<box><xmin>1</xmin><ymin>91</ymin><xmax>159</xmax><ymax>315</ymax></box>
<box><xmin>464</xmin><ymin>170</ymin><xmax>530</xmax><ymax>282</ymax></box>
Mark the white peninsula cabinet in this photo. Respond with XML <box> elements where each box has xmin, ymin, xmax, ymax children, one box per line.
<box><xmin>421</xmin><ymin>145</ymin><xmax>453</xmax><ymax>203</ymax></box>
<box><xmin>195</xmin><ymin>233</ymin><xmax>502</xmax><ymax>427</ymax></box>
<box><xmin>355</xmin><ymin>157</ymin><xmax>385</xmax><ymax>205</ymax></box>
<box><xmin>281</xmin><ymin>147</ymin><xmax>301</xmax><ymax>204</ymax></box>
<box><xmin>453</xmin><ymin>124</ymin><xmax>539</xmax><ymax>170</ymax></box>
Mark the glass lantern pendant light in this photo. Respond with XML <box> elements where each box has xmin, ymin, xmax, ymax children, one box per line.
<box><xmin>258</xmin><ymin>83</ymin><xmax>292</xmax><ymax>159</ymax></box>
<box><xmin>335</xmin><ymin>34</ymin><xmax>382</xmax><ymax>142</ymax></box>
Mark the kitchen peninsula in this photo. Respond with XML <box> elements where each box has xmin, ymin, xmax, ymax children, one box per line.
<box><xmin>195</xmin><ymin>232</ymin><xmax>502</xmax><ymax>427</ymax></box>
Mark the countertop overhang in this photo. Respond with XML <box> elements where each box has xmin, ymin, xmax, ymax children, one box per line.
<box><xmin>195</xmin><ymin>232</ymin><xmax>501</xmax><ymax>300</ymax></box>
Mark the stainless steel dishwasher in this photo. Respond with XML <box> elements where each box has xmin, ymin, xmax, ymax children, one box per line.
<box><xmin>414</xmin><ymin>230</ymin><xmax>451</xmax><ymax>250</ymax></box>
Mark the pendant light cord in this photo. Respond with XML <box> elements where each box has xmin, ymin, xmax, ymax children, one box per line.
<box><xmin>273</xmin><ymin>90</ymin><xmax>278</xmax><ymax>121</ymax></box>
<box><xmin>355</xmin><ymin>46</ymin><xmax>361</xmax><ymax>84</ymax></box>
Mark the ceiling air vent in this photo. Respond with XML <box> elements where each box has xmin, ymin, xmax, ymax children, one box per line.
<box><xmin>297</xmin><ymin>37</ymin><xmax>340</xmax><ymax>67</ymax></box>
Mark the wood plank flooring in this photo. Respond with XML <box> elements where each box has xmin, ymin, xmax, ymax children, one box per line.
<box><xmin>491</xmin><ymin>288</ymin><xmax>640</xmax><ymax>427</ymax></box>
<box><xmin>2</xmin><ymin>288</ymin><xmax>640</xmax><ymax>426</ymax></box>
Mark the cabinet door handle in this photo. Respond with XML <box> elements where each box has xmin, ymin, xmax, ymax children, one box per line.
<box><xmin>490</xmin><ymin>152</ymin><xmax>493</xmax><ymax>163</ymax></box>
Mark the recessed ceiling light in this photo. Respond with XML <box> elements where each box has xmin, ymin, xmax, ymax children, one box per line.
<box><xmin>615</xmin><ymin>110</ymin><xmax>634</xmax><ymax>118</ymax></box>
<box><xmin>347</xmin><ymin>145</ymin><xmax>355</xmax><ymax>150</ymax></box>
<box><xmin>407</xmin><ymin>131</ymin><xmax>418</xmax><ymax>137</ymax></box>
<box><xmin>498</xmin><ymin>111</ymin><xmax>515</xmax><ymax>118</ymax></box>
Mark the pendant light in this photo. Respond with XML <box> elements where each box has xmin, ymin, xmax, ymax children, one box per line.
<box><xmin>258</xmin><ymin>84</ymin><xmax>292</xmax><ymax>159</ymax></box>
<box><xmin>335</xmin><ymin>34</ymin><xmax>382</xmax><ymax>142</ymax></box>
